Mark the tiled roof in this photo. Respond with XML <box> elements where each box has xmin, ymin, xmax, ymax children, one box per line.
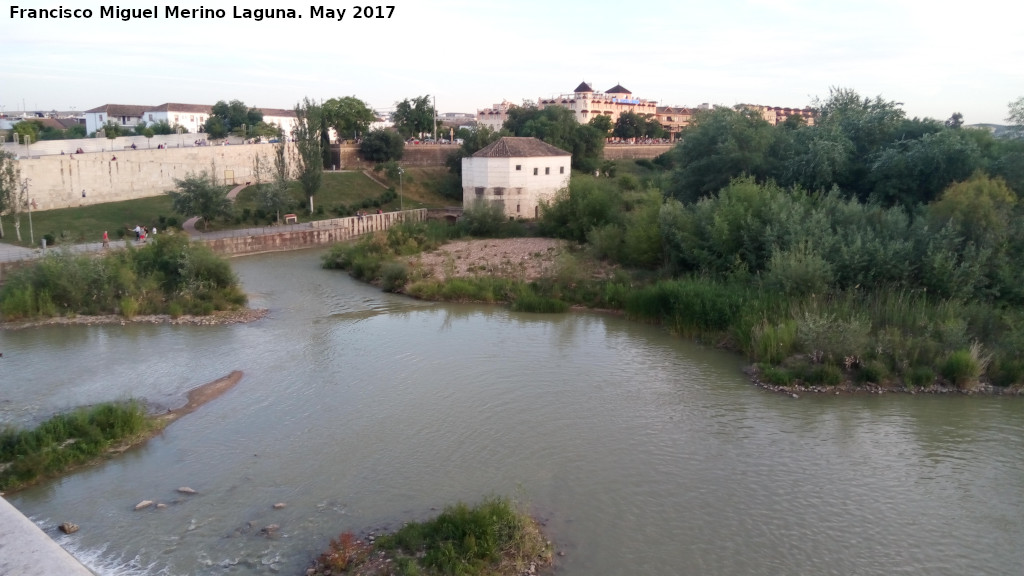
<box><xmin>84</xmin><ymin>104</ymin><xmax>152</xmax><ymax>116</ymax></box>
<box><xmin>259</xmin><ymin>108</ymin><xmax>297</xmax><ymax>118</ymax></box>
<box><xmin>573</xmin><ymin>81</ymin><xmax>594</xmax><ymax>93</ymax></box>
<box><xmin>472</xmin><ymin>137</ymin><xmax>571</xmax><ymax>158</ymax></box>
<box><xmin>151</xmin><ymin>103</ymin><xmax>212</xmax><ymax>113</ymax></box>
<box><xmin>606</xmin><ymin>84</ymin><xmax>631</xmax><ymax>94</ymax></box>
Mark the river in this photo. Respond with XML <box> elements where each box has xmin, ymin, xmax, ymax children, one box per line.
<box><xmin>1</xmin><ymin>248</ymin><xmax>1022</xmax><ymax>575</ymax></box>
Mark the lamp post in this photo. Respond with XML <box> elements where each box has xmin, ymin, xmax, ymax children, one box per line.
<box><xmin>22</xmin><ymin>178</ymin><xmax>34</xmax><ymax>246</ymax></box>
<box><xmin>398</xmin><ymin>167</ymin><xmax>404</xmax><ymax>211</ymax></box>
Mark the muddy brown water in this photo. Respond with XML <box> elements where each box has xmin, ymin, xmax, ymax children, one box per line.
<box><xmin>2</xmin><ymin>248</ymin><xmax>1022</xmax><ymax>575</ymax></box>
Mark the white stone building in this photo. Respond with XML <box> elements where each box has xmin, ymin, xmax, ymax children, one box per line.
<box><xmin>84</xmin><ymin>104</ymin><xmax>150</xmax><ymax>134</ymax></box>
<box><xmin>462</xmin><ymin>137</ymin><xmax>571</xmax><ymax>219</ymax></box>
<box><xmin>143</xmin><ymin>103</ymin><xmax>211</xmax><ymax>133</ymax></box>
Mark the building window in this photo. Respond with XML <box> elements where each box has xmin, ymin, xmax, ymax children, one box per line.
<box><xmin>493</xmin><ymin>187</ymin><xmax>504</xmax><ymax>196</ymax></box>
<box><xmin>149</xmin><ymin>114</ymin><xmax>154</xmax><ymax>121</ymax></box>
<box><xmin>174</xmin><ymin>115</ymin><xmax>179</xmax><ymax>122</ymax></box>
<box><xmin>190</xmin><ymin>115</ymin><xmax>195</xmax><ymax>122</ymax></box>
<box><xmin>545</xmin><ymin>167</ymin><xmax>550</xmax><ymax>175</ymax></box>
<box><xmin>559</xmin><ymin>167</ymin><xmax>565</xmax><ymax>174</ymax></box>
<box><xmin>99</xmin><ymin>115</ymin><xmax>104</xmax><ymax>122</ymax></box>
<box><xmin>517</xmin><ymin>204</ymin><xmax>521</xmax><ymax>213</ymax></box>
<box><xmin>475</xmin><ymin>187</ymin><xmax>484</xmax><ymax>196</ymax></box>
<box><xmin>516</xmin><ymin>164</ymin><xmax>521</xmax><ymax>171</ymax></box>
<box><xmin>533</xmin><ymin>167</ymin><xmax>538</xmax><ymax>175</ymax></box>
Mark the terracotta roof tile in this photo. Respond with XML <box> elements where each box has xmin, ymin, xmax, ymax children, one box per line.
<box><xmin>472</xmin><ymin>137</ymin><xmax>571</xmax><ymax>158</ymax></box>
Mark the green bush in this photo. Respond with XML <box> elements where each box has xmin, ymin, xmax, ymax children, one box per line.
<box><xmin>511</xmin><ymin>288</ymin><xmax>569</xmax><ymax>313</ymax></box>
<box><xmin>941</xmin><ymin>345</ymin><xmax>988</xmax><ymax>389</ymax></box>
<box><xmin>856</xmin><ymin>360</ymin><xmax>889</xmax><ymax>384</ymax></box>
<box><xmin>760</xmin><ymin>365</ymin><xmax>795</xmax><ymax>386</ymax></box>
<box><xmin>906</xmin><ymin>366</ymin><xmax>936</xmax><ymax>387</ymax></box>
<box><xmin>380</xmin><ymin>261</ymin><xmax>410</xmax><ymax>293</ymax></box>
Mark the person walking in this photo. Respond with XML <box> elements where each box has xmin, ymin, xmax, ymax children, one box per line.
<box><xmin>102</xmin><ymin>230</ymin><xmax>109</xmax><ymax>248</ymax></box>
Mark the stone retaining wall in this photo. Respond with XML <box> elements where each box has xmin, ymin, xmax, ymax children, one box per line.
<box><xmin>194</xmin><ymin>209</ymin><xmax>426</xmax><ymax>257</ymax></box>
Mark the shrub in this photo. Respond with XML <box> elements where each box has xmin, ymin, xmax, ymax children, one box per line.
<box><xmin>906</xmin><ymin>366</ymin><xmax>935</xmax><ymax>387</ymax></box>
<box><xmin>511</xmin><ymin>289</ymin><xmax>569</xmax><ymax>313</ymax></box>
<box><xmin>760</xmin><ymin>365</ymin><xmax>795</xmax><ymax>386</ymax></box>
<box><xmin>989</xmin><ymin>358</ymin><xmax>1024</xmax><ymax>387</ymax></box>
<box><xmin>749</xmin><ymin>318</ymin><xmax>798</xmax><ymax>364</ymax></box>
<box><xmin>941</xmin><ymin>343</ymin><xmax>990</xmax><ymax>389</ymax></box>
<box><xmin>380</xmin><ymin>261</ymin><xmax>410</xmax><ymax>292</ymax></box>
<box><xmin>856</xmin><ymin>360</ymin><xmax>889</xmax><ymax>384</ymax></box>
<box><xmin>795</xmin><ymin>309</ymin><xmax>869</xmax><ymax>365</ymax></box>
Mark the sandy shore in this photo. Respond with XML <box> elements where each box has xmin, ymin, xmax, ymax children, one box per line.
<box><xmin>154</xmin><ymin>371</ymin><xmax>244</xmax><ymax>426</ymax></box>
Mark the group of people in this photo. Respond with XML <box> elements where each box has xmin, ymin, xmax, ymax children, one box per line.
<box><xmin>131</xmin><ymin>224</ymin><xmax>156</xmax><ymax>242</ymax></box>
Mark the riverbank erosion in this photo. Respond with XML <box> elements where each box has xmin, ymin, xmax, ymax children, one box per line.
<box><xmin>0</xmin><ymin>372</ymin><xmax>244</xmax><ymax>493</ymax></box>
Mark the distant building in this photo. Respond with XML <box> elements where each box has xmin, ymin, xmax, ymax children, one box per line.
<box><xmin>84</xmin><ymin>104</ymin><xmax>151</xmax><ymax>134</ymax></box>
<box><xmin>462</xmin><ymin>137</ymin><xmax>571</xmax><ymax>219</ymax></box>
<box><xmin>85</xmin><ymin>102</ymin><xmax>297</xmax><ymax>136</ymax></box>
<box><xmin>655</xmin><ymin>106</ymin><xmax>695</xmax><ymax>140</ymax></box>
<box><xmin>742</xmin><ymin>104</ymin><xmax>817</xmax><ymax>126</ymax></box>
<box><xmin>538</xmin><ymin>82</ymin><xmax>659</xmax><ymax>126</ymax></box>
<box><xmin>476</xmin><ymin>100</ymin><xmax>515</xmax><ymax>131</ymax></box>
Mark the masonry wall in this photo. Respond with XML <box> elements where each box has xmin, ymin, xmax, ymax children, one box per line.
<box><xmin>16</xmin><ymin>144</ymin><xmax>284</xmax><ymax>210</ymax></box>
<box><xmin>602</xmin><ymin>144</ymin><xmax>672</xmax><ymax>159</ymax></box>
<box><xmin>195</xmin><ymin>210</ymin><xmax>426</xmax><ymax>257</ymax></box>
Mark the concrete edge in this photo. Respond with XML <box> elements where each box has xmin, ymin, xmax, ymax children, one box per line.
<box><xmin>0</xmin><ymin>496</ymin><xmax>95</xmax><ymax>575</ymax></box>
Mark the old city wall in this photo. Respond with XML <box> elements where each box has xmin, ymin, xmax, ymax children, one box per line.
<box><xmin>602</xmin><ymin>144</ymin><xmax>672</xmax><ymax>160</ymax></box>
<box><xmin>16</xmin><ymin>144</ymin><xmax>285</xmax><ymax>210</ymax></box>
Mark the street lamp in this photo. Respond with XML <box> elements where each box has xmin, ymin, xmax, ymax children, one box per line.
<box><xmin>398</xmin><ymin>167</ymin><xmax>404</xmax><ymax>211</ymax></box>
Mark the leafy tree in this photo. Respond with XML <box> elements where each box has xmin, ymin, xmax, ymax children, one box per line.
<box><xmin>204</xmin><ymin>116</ymin><xmax>227</xmax><ymax>139</ymax></box>
<box><xmin>292</xmin><ymin>97</ymin><xmax>324</xmax><ymax>212</ymax></box>
<box><xmin>13</xmin><ymin>120</ymin><xmax>39</xmax><ymax>143</ymax></box>
<box><xmin>151</xmin><ymin>120</ymin><xmax>175</xmax><ymax>135</ymax></box>
<box><xmin>359</xmin><ymin>129</ymin><xmax>405</xmax><ymax>162</ymax></box>
<box><xmin>209</xmin><ymin>100</ymin><xmax>263</xmax><ymax>137</ymax></box>
<box><xmin>1008</xmin><ymin>96</ymin><xmax>1024</xmax><ymax>139</ymax></box>
<box><xmin>324</xmin><ymin>96</ymin><xmax>376</xmax><ymax>141</ymax></box>
<box><xmin>644</xmin><ymin>117</ymin><xmax>666</xmax><ymax>139</ymax></box>
<box><xmin>167</xmin><ymin>169</ymin><xmax>233</xmax><ymax>231</ymax></box>
<box><xmin>665</xmin><ymin>106</ymin><xmax>776</xmax><ymax>202</ymax></box>
<box><xmin>945</xmin><ymin>112</ymin><xmax>964</xmax><ymax>129</ymax></box>
<box><xmin>613</xmin><ymin>111</ymin><xmax>645</xmax><ymax>140</ymax></box>
<box><xmin>928</xmin><ymin>172</ymin><xmax>1017</xmax><ymax>246</ymax></box>
<box><xmin>102</xmin><ymin>121</ymin><xmax>122</xmax><ymax>141</ymax></box>
<box><xmin>66</xmin><ymin>124</ymin><xmax>87</xmax><ymax>139</ymax></box>
<box><xmin>391</xmin><ymin>95</ymin><xmax>434</xmax><ymax>138</ymax></box>
<box><xmin>588</xmin><ymin>114</ymin><xmax>613</xmax><ymax>134</ymax></box>
<box><xmin>253</xmin><ymin>143</ymin><xmax>291</xmax><ymax>223</ymax></box>
<box><xmin>868</xmin><ymin>129</ymin><xmax>982</xmax><ymax>207</ymax></box>
<box><xmin>0</xmin><ymin>150</ymin><xmax>22</xmax><ymax>239</ymax></box>
<box><xmin>503</xmin><ymin>104</ymin><xmax>604</xmax><ymax>172</ymax></box>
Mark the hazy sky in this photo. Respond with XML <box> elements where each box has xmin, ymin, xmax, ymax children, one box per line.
<box><xmin>3</xmin><ymin>0</ymin><xmax>1022</xmax><ymax>124</ymax></box>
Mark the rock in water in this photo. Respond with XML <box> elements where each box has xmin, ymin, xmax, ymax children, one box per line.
<box><xmin>134</xmin><ymin>500</ymin><xmax>154</xmax><ymax>510</ymax></box>
<box><xmin>59</xmin><ymin>522</ymin><xmax>79</xmax><ymax>534</ymax></box>
<box><xmin>177</xmin><ymin>487</ymin><xmax>198</xmax><ymax>495</ymax></box>
<box><xmin>273</xmin><ymin>502</ymin><xmax>286</xmax><ymax>509</ymax></box>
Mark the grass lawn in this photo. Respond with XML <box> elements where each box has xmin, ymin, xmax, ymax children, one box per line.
<box><xmin>0</xmin><ymin>195</ymin><xmax>176</xmax><ymax>247</ymax></box>
<box><xmin>0</xmin><ymin>168</ymin><xmax>456</xmax><ymax>244</ymax></box>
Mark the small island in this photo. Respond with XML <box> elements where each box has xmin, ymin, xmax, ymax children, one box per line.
<box><xmin>307</xmin><ymin>496</ymin><xmax>553</xmax><ymax>576</ymax></box>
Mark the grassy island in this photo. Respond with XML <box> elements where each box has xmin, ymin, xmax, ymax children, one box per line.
<box><xmin>0</xmin><ymin>401</ymin><xmax>152</xmax><ymax>492</ymax></box>
<box><xmin>309</xmin><ymin>496</ymin><xmax>552</xmax><ymax>576</ymax></box>
<box><xmin>0</xmin><ymin>232</ymin><xmax>246</xmax><ymax>322</ymax></box>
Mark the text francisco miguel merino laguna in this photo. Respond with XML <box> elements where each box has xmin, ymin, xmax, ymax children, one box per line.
<box><xmin>8</xmin><ymin>5</ymin><xmax>395</xmax><ymax>21</ymax></box>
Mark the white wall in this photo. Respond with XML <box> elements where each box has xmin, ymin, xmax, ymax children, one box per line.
<box><xmin>461</xmin><ymin>155</ymin><xmax>570</xmax><ymax>218</ymax></box>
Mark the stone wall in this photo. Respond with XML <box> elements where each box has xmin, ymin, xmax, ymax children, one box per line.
<box><xmin>195</xmin><ymin>210</ymin><xmax>426</xmax><ymax>257</ymax></box>
<box><xmin>602</xmin><ymin>144</ymin><xmax>673</xmax><ymax>160</ymax></box>
<box><xmin>17</xmin><ymin>144</ymin><xmax>284</xmax><ymax>211</ymax></box>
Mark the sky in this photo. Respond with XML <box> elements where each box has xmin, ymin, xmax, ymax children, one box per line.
<box><xmin>2</xmin><ymin>0</ymin><xmax>1022</xmax><ymax>125</ymax></box>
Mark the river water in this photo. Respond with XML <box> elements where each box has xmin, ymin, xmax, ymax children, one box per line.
<box><xmin>1</xmin><ymin>248</ymin><xmax>1022</xmax><ymax>576</ymax></box>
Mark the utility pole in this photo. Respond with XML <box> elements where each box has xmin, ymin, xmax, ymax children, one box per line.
<box><xmin>432</xmin><ymin>95</ymin><xmax>437</xmax><ymax>141</ymax></box>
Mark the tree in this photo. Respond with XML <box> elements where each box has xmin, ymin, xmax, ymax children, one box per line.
<box><xmin>151</xmin><ymin>120</ymin><xmax>175</xmax><ymax>135</ymax></box>
<box><xmin>1008</xmin><ymin>96</ymin><xmax>1024</xmax><ymax>138</ymax></box>
<box><xmin>391</xmin><ymin>95</ymin><xmax>434</xmax><ymax>138</ymax></box>
<box><xmin>102</xmin><ymin>121</ymin><xmax>122</xmax><ymax>142</ymax></box>
<box><xmin>588</xmin><ymin>114</ymin><xmax>613</xmax><ymax>134</ymax></box>
<box><xmin>945</xmin><ymin>112</ymin><xmax>964</xmax><ymax>129</ymax></box>
<box><xmin>292</xmin><ymin>97</ymin><xmax>324</xmax><ymax>213</ymax></box>
<box><xmin>359</xmin><ymin>129</ymin><xmax>405</xmax><ymax>162</ymax></box>
<box><xmin>66</xmin><ymin>124</ymin><xmax>86</xmax><ymax>139</ymax></box>
<box><xmin>167</xmin><ymin>169</ymin><xmax>233</xmax><ymax>231</ymax></box>
<box><xmin>253</xmin><ymin>143</ymin><xmax>291</xmax><ymax>223</ymax></box>
<box><xmin>665</xmin><ymin>106</ymin><xmax>777</xmax><ymax>202</ymax></box>
<box><xmin>0</xmin><ymin>150</ymin><xmax>22</xmax><ymax>239</ymax></box>
<box><xmin>208</xmin><ymin>100</ymin><xmax>263</xmax><ymax>138</ymax></box>
<box><xmin>323</xmin><ymin>96</ymin><xmax>376</xmax><ymax>141</ymax></box>
<box><xmin>13</xmin><ymin>120</ymin><xmax>39</xmax><ymax>143</ymax></box>
<box><xmin>613</xmin><ymin>111</ymin><xmax>645</xmax><ymax>140</ymax></box>
<box><xmin>928</xmin><ymin>172</ymin><xmax>1017</xmax><ymax>246</ymax></box>
<box><xmin>503</xmin><ymin>104</ymin><xmax>604</xmax><ymax>172</ymax></box>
